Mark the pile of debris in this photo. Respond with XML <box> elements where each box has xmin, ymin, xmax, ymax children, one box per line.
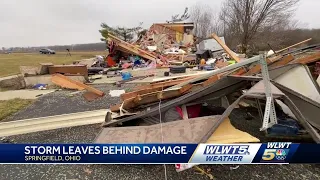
<box><xmin>104</xmin><ymin>22</ymin><xmax>240</xmax><ymax>71</ymax></box>
<box><xmin>96</xmin><ymin>38</ymin><xmax>320</xmax><ymax>144</ymax></box>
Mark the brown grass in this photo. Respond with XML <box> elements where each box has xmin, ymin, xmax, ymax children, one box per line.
<box><xmin>0</xmin><ymin>51</ymin><xmax>107</xmax><ymax>77</ymax></box>
<box><xmin>0</xmin><ymin>98</ymin><xmax>34</xmax><ymax>121</ymax></box>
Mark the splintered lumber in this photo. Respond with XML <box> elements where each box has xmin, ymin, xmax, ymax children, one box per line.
<box><xmin>291</xmin><ymin>52</ymin><xmax>320</xmax><ymax>65</ymax></box>
<box><xmin>244</xmin><ymin>54</ymin><xmax>294</xmax><ymax>76</ymax></box>
<box><xmin>126</xmin><ymin>74</ymin><xmax>221</xmax><ymax>107</ymax></box>
<box><xmin>105</xmin><ymin>77</ymin><xmax>247</xmax><ymax>127</ymax></box>
<box><xmin>167</xmin><ymin>55</ymin><xmax>260</xmax><ymax>90</ymax></box>
<box><xmin>108</xmin><ymin>33</ymin><xmax>157</xmax><ymax>61</ymax></box>
<box><xmin>51</xmin><ymin>74</ymin><xmax>104</xmax><ymax>96</ymax></box>
<box><xmin>111</xmin><ymin>84</ymin><xmax>192</xmax><ymax>112</ymax></box>
<box><xmin>202</xmin><ymin>75</ymin><xmax>220</xmax><ymax>87</ymax></box>
<box><xmin>211</xmin><ymin>33</ymin><xmax>240</xmax><ymax>62</ymax></box>
<box><xmin>113</xmin><ymin>74</ymin><xmax>224</xmax><ymax>112</ymax></box>
<box><xmin>121</xmin><ymin>87</ymin><xmax>163</xmax><ymax>101</ymax></box>
<box><xmin>270</xmin><ymin>54</ymin><xmax>295</xmax><ymax>68</ymax></box>
<box><xmin>134</xmin><ymin>76</ymin><xmax>195</xmax><ymax>91</ymax></box>
<box><xmin>231</xmin><ymin>67</ymin><xmax>247</xmax><ymax>75</ymax></box>
<box><xmin>275</xmin><ymin>38</ymin><xmax>312</xmax><ymax>54</ymax></box>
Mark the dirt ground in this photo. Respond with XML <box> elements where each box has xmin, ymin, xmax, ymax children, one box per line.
<box><xmin>1</xmin><ymin>84</ymin><xmax>320</xmax><ymax>180</ymax></box>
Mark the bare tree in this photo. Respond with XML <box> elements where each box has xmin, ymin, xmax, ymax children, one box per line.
<box><xmin>190</xmin><ymin>3</ymin><xmax>223</xmax><ymax>38</ymax></box>
<box><xmin>221</xmin><ymin>0</ymin><xmax>299</xmax><ymax>54</ymax></box>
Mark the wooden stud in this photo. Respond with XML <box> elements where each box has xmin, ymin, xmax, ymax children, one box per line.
<box><xmin>211</xmin><ymin>33</ymin><xmax>240</xmax><ymax>62</ymax></box>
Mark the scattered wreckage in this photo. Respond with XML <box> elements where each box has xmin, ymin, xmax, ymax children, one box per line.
<box><xmin>1</xmin><ymin>21</ymin><xmax>320</xmax><ymax>173</ymax></box>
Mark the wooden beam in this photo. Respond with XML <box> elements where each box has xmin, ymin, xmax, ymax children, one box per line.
<box><xmin>121</xmin><ymin>87</ymin><xmax>163</xmax><ymax>101</ymax></box>
<box><xmin>270</xmin><ymin>54</ymin><xmax>295</xmax><ymax>68</ymax></box>
<box><xmin>202</xmin><ymin>75</ymin><xmax>219</xmax><ymax>87</ymax></box>
<box><xmin>275</xmin><ymin>38</ymin><xmax>312</xmax><ymax>54</ymax></box>
<box><xmin>111</xmin><ymin>84</ymin><xmax>193</xmax><ymax>112</ymax></box>
<box><xmin>134</xmin><ymin>76</ymin><xmax>195</xmax><ymax>90</ymax></box>
<box><xmin>244</xmin><ymin>54</ymin><xmax>293</xmax><ymax>76</ymax></box>
<box><xmin>211</xmin><ymin>33</ymin><xmax>240</xmax><ymax>62</ymax></box>
<box><xmin>244</xmin><ymin>59</ymin><xmax>272</xmax><ymax>76</ymax></box>
<box><xmin>231</xmin><ymin>67</ymin><xmax>247</xmax><ymax>76</ymax></box>
<box><xmin>291</xmin><ymin>52</ymin><xmax>320</xmax><ymax>65</ymax></box>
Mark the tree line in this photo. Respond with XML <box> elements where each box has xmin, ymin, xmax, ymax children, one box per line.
<box><xmin>190</xmin><ymin>0</ymin><xmax>319</xmax><ymax>54</ymax></box>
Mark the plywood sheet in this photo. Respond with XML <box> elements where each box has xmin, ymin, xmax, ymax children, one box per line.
<box><xmin>51</xmin><ymin>74</ymin><xmax>85</xmax><ymax>90</ymax></box>
<box><xmin>51</xmin><ymin>74</ymin><xmax>104</xmax><ymax>96</ymax></box>
<box><xmin>207</xmin><ymin>118</ymin><xmax>260</xmax><ymax>143</ymax></box>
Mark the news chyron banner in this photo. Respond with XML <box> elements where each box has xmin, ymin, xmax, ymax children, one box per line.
<box><xmin>0</xmin><ymin>143</ymin><xmax>319</xmax><ymax>164</ymax></box>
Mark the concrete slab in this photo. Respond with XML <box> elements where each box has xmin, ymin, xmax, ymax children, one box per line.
<box><xmin>24</xmin><ymin>75</ymin><xmax>86</xmax><ymax>87</ymax></box>
<box><xmin>0</xmin><ymin>74</ymin><xmax>26</xmax><ymax>90</ymax></box>
<box><xmin>0</xmin><ymin>89</ymin><xmax>57</xmax><ymax>100</ymax></box>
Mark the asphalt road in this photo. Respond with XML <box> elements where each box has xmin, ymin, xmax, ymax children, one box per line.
<box><xmin>1</xmin><ymin>84</ymin><xmax>320</xmax><ymax>180</ymax></box>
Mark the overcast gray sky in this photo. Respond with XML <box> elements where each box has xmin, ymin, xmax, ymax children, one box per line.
<box><xmin>1</xmin><ymin>0</ymin><xmax>319</xmax><ymax>47</ymax></box>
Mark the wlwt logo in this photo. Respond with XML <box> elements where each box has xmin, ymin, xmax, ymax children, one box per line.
<box><xmin>261</xmin><ymin>142</ymin><xmax>291</xmax><ymax>162</ymax></box>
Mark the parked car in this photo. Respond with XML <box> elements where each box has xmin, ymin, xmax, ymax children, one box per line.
<box><xmin>39</xmin><ymin>48</ymin><xmax>55</xmax><ymax>54</ymax></box>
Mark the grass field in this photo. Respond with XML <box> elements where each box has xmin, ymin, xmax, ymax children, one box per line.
<box><xmin>0</xmin><ymin>51</ymin><xmax>107</xmax><ymax>77</ymax></box>
<box><xmin>0</xmin><ymin>98</ymin><xmax>34</xmax><ymax>121</ymax></box>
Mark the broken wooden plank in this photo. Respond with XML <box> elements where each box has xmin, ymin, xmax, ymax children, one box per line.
<box><xmin>121</xmin><ymin>87</ymin><xmax>164</xmax><ymax>101</ymax></box>
<box><xmin>104</xmin><ymin>78</ymin><xmax>247</xmax><ymax>127</ymax></box>
<box><xmin>245</xmin><ymin>54</ymin><xmax>294</xmax><ymax>76</ymax></box>
<box><xmin>51</xmin><ymin>74</ymin><xmax>85</xmax><ymax>90</ymax></box>
<box><xmin>134</xmin><ymin>76</ymin><xmax>195</xmax><ymax>90</ymax></box>
<box><xmin>270</xmin><ymin>54</ymin><xmax>295</xmax><ymax>68</ymax></box>
<box><xmin>167</xmin><ymin>55</ymin><xmax>260</xmax><ymax>90</ymax></box>
<box><xmin>276</xmin><ymin>38</ymin><xmax>312</xmax><ymax>54</ymax></box>
<box><xmin>111</xmin><ymin>84</ymin><xmax>193</xmax><ymax>112</ymax></box>
<box><xmin>112</xmin><ymin>74</ymin><xmax>229</xmax><ymax>112</ymax></box>
<box><xmin>51</xmin><ymin>74</ymin><xmax>104</xmax><ymax>96</ymax></box>
<box><xmin>202</xmin><ymin>75</ymin><xmax>220</xmax><ymax>87</ymax></box>
<box><xmin>83</xmin><ymin>92</ymin><xmax>100</xmax><ymax>101</ymax></box>
<box><xmin>231</xmin><ymin>67</ymin><xmax>247</xmax><ymax>75</ymax></box>
<box><xmin>211</xmin><ymin>33</ymin><xmax>240</xmax><ymax>62</ymax></box>
<box><xmin>245</xmin><ymin>59</ymin><xmax>274</xmax><ymax>76</ymax></box>
<box><xmin>291</xmin><ymin>52</ymin><xmax>320</xmax><ymax>65</ymax></box>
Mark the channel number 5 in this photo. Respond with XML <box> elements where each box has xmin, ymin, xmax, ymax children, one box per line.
<box><xmin>262</xmin><ymin>149</ymin><xmax>276</xmax><ymax>161</ymax></box>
